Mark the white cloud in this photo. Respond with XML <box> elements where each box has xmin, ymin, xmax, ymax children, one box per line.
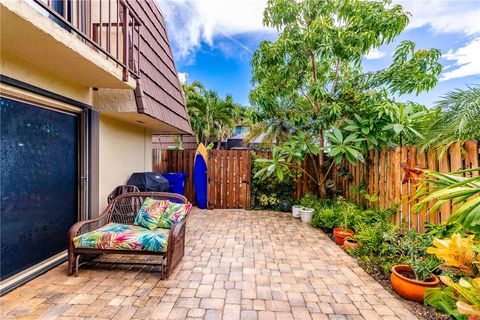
<box><xmin>159</xmin><ymin>0</ymin><xmax>480</xmax><ymax>79</ymax></box>
<box><xmin>397</xmin><ymin>0</ymin><xmax>480</xmax><ymax>35</ymax></box>
<box><xmin>178</xmin><ymin>72</ymin><xmax>188</xmax><ymax>84</ymax></box>
<box><xmin>158</xmin><ymin>0</ymin><xmax>271</xmax><ymax>60</ymax></box>
<box><xmin>441</xmin><ymin>37</ymin><xmax>480</xmax><ymax>81</ymax></box>
<box><xmin>364</xmin><ymin>48</ymin><xmax>386</xmax><ymax>60</ymax></box>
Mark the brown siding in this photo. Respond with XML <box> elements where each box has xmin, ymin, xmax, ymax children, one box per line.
<box><xmin>128</xmin><ymin>0</ymin><xmax>192</xmax><ymax>134</ymax></box>
<box><xmin>152</xmin><ymin>134</ymin><xmax>197</xmax><ymax>150</ymax></box>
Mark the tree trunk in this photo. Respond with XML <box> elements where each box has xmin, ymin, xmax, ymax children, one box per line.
<box><xmin>318</xmin><ymin>130</ymin><xmax>327</xmax><ymax>198</ymax></box>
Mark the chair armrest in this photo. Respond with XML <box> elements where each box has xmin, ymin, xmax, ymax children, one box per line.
<box><xmin>169</xmin><ymin>205</ymin><xmax>191</xmax><ymax>241</ymax></box>
<box><xmin>170</xmin><ymin>219</ymin><xmax>187</xmax><ymax>240</ymax></box>
<box><xmin>68</xmin><ymin>208</ymin><xmax>111</xmax><ymax>241</ymax></box>
<box><xmin>165</xmin><ymin>217</ymin><xmax>188</xmax><ymax>278</ymax></box>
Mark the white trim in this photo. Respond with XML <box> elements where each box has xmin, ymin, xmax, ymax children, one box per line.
<box><xmin>0</xmin><ymin>251</ymin><xmax>67</xmax><ymax>295</ymax></box>
<box><xmin>0</xmin><ymin>82</ymin><xmax>82</xmax><ymax>114</ymax></box>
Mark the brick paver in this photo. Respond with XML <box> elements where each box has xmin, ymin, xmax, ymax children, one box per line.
<box><xmin>0</xmin><ymin>209</ymin><xmax>417</xmax><ymax>319</ymax></box>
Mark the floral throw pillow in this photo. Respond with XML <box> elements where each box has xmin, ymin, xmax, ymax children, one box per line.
<box><xmin>158</xmin><ymin>202</ymin><xmax>192</xmax><ymax>229</ymax></box>
<box><xmin>134</xmin><ymin>198</ymin><xmax>169</xmax><ymax>230</ymax></box>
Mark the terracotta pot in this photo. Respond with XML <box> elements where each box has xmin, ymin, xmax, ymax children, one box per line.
<box><xmin>342</xmin><ymin>237</ymin><xmax>359</xmax><ymax>250</ymax></box>
<box><xmin>333</xmin><ymin>228</ymin><xmax>354</xmax><ymax>246</ymax></box>
<box><xmin>390</xmin><ymin>265</ymin><xmax>439</xmax><ymax>303</ymax></box>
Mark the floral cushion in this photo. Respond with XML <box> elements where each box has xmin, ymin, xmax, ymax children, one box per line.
<box><xmin>158</xmin><ymin>202</ymin><xmax>192</xmax><ymax>228</ymax></box>
<box><xmin>73</xmin><ymin>223</ymin><xmax>169</xmax><ymax>252</ymax></box>
<box><xmin>134</xmin><ymin>198</ymin><xmax>168</xmax><ymax>230</ymax></box>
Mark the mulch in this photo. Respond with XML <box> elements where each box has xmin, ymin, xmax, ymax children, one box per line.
<box><xmin>357</xmin><ymin>261</ymin><xmax>449</xmax><ymax>320</ymax></box>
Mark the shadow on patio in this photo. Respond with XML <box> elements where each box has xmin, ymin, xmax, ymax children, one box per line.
<box><xmin>0</xmin><ymin>209</ymin><xmax>416</xmax><ymax>320</ymax></box>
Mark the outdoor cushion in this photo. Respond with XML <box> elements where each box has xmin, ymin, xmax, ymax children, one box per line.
<box><xmin>73</xmin><ymin>223</ymin><xmax>169</xmax><ymax>252</ymax></box>
<box><xmin>158</xmin><ymin>202</ymin><xmax>192</xmax><ymax>228</ymax></box>
<box><xmin>134</xmin><ymin>198</ymin><xmax>169</xmax><ymax>230</ymax></box>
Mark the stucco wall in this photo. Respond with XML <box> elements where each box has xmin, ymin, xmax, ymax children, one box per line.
<box><xmin>98</xmin><ymin>114</ymin><xmax>152</xmax><ymax>210</ymax></box>
<box><xmin>1</xmin><ymin>51</ymin><xmax>92</xmax><ymax>104</ymax></box>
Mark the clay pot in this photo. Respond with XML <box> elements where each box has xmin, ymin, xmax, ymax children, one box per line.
<box><xmin>333</xmin><ymin>228</ymin><xmax>354</xmax><ymax>246</ymax></box>
<box><xmin>342</xmin><ymin>237</ymin><xmax>359</xmax><ymax>250</ymax></box>
<box><xmin>390</xmin><ymin>265</ymin><xmax>439</xmax><ymax>303</ymax></box>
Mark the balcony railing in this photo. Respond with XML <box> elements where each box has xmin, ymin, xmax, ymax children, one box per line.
<box><xmin>32</xmin><ymin>0</ymin><xmax>141</xmax><ymax>82</ymax></box>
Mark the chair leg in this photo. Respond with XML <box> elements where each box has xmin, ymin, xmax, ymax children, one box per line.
<box><xmin>67</xmin><ymin>251</ymin><xmax>74</xmax><ymax>276</ymax></box>
<box><xmin>160</xmin><ymin>256</ymin><xmax>166</xmax><ymax>280</ymax></box>
<box><xmin>75</xmin><ymin>255</ymin><xmax>81</xmax><ymax>277</ymax></box>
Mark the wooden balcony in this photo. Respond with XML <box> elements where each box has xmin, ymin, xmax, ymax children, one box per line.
<box><xmin>33</xmin><ymin>0</ymin><xmax>141</xmax><ymax>82</ymax></box>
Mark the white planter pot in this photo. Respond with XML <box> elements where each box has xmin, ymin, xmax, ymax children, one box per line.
<box><xmin>300</xmin><ymin>208</ymin><xmax>314</xmax><ymax>223</ymax></box>
<box><xmin>292</xmin><ymin>205</ymin><xmax>302</xmax><ymax>218</ymax></box>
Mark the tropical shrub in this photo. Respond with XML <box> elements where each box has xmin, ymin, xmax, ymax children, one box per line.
<box><xmin>424</xmin><ymin>222</ymin><xmax>469</xmax><ymax>239</ymax></box>
<box><xmin>305</xmin><ymin>196</ymin><xmax>359</xmax><ymax>231</ymax></box>
<box><xmin>352</xmin><ymin>226</ymin><xmax>442</xmax><ymax>280</ymax></box>
<box><xmin>251</xmin><ymin>152</ymin><xmax>296</xmax><ymax>210</ymax></box>
<box><xmin>427</xmin><ymin>234</ymin><xmax>479</xmax><ymax>277</ymax></box>
<box><xmin>425</xmin><ymin>234</ymin><xmax>480</xmax><ymax>319</ymax></box>
<box><xmin>351</xmin><ymin>221</ymin><xmax>400</xmax><ymax>274</ymax></box>
<box><xmin>413</xmin><ymin>168</ymin><xmax>480</xmax><ymax>233</ymax></box>
<box><xmin>424</xmin><ymin>286</ymin><xmax>467</xmax><ymax>320</ymax></box>
<box><xmin>352</xmin><ymin>207</ymin><xmax>396</xmax><ymax>230</ymax></box>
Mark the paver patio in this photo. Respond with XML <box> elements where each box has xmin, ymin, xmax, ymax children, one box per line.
<box><xmin>0</xmin><ymin>209</ymin><xmax>417</xmax><ymax>320</ymax></box>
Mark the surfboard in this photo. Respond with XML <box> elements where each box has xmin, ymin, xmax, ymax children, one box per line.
<box><xmin>193</xmin><ymin>143</ymin><xmax>208</xmax><ymax>209</ymax></box>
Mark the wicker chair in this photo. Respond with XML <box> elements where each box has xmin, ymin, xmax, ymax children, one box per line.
<box><xmin>107</xmin><ymin>185</ymin><xmax>140</xmax><ymax>204</ymax></box>
<box><xmin>68</xmin><ymin>192</ymin><xmax>190</xmax><ymax>279</ymax></box>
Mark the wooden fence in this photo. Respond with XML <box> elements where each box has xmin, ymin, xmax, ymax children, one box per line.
<box><xmin>337</xmin><ymin>141</ymin><xmax>479</xmax><ymax>232</ymax></box>
<box><xmin>153</xmin><ymin>141</ymin><xmax>479</xmax><ymax>231</ymax></box>
<box><xmin>153</xmin><ymin>149</ymin><xmax>251</xmax><ymax>209</ymax></box>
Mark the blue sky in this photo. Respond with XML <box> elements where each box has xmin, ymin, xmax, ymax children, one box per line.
<box><xmin>160</xmin><ymin>0</ymin><xmax>480</xmax><ymax>107</ymax></box>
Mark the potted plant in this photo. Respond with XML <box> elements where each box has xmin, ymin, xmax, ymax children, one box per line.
<box><xmin>299</xmin><ymin>207</ymin><xmax>314</xmax><ymax>223</ymax></box>
<box><xmin>333</xmin><ymin>227</ymin><xmax>354</xmax><ymax>245</ymax></box>
<box><xmin>333</xmin><ymin>201</ymin><xmax>355</xmax><ymax>246</ymax></box>
<box><xmin>391</xmin><ymin>263</ymin><xmax>439</xmax><ymax>303</ymax></box>
<box><xmin>342</xmin><ymin>237</ymin><xmax>359</xmax><ymax>250</ymax></box>
<box><xmin>292</xmin><ymin>204</ymin><xmax>302</xmax><ymax>218</ymax></box>
<box><xmin>389</xmin><ymin>229</ymin><xmax>441</xmax><ymax>302</ymax></box>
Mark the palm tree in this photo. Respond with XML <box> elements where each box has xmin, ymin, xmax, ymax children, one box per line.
<box><xmin>419</xmin><ymin>85</ymin><xmax>480</xmax><ymax>155</ymax></box>
<box><xmin>183</xmin><ymin>82</ymin><xmax>238</xmax><ymax>147</ymax></box>
<box><xmin>245</xmin><ymin>98</ymin><xmax>295</xmax><ymax>148</ymax></box>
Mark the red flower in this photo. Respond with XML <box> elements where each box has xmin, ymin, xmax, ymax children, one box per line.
<box><xmin>402</xmin><ymin>164</ymin><xmax>423</xmax><ymax>184</ymax></box>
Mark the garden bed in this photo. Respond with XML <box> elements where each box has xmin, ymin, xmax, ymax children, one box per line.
<box><xmin>286</xmin><ymin>189</ymin><xmax>480</xmax><ymax>320</ymax></box>
<box><xmin>322</xmin><ymin>232</ymin><xmax>448</xmax><ymax>320</ymax></box>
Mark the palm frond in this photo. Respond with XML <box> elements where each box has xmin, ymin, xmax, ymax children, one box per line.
<box><xmin>420</xmin><ymin>85</ymin><xmax>480</xmax><ymax>154</ymax></box>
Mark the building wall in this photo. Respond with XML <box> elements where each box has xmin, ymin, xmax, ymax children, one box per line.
<box><xmin>98</xmin><ymin>114</ymin><xmax>152</xmax><ymax>211</ymax></box>
<box><xmin>1</xmin><ymin>51</ymin><xmax>92</xmax><ymax>104</ymax></box>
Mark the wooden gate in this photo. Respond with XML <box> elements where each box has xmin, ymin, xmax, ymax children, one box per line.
<box><xmin>207</xmin><ymin>150</ymin><xmax>251</xmax><ymax>209</ymax></box>
<box><xmin>153</xmin><ymin>149</ymin><xmax>251</xmax><ymax>209</ymax></box>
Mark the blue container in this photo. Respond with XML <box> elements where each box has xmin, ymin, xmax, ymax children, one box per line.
<box><xmin>161</xmin><ymin>173</ymin><xmax>187</xmax><ymax>195</ymax></box>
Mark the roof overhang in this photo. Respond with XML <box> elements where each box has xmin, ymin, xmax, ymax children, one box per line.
<box><xmin>93</xmin><ymin>88</ymin><xmax>192</xmax><ymax>134</ymax></box>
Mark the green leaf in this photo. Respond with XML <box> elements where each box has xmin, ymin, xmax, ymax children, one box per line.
<box><xmin>424</xmin><ymin>287</ymin><xmax>467</xmax><ymax>320</ymax></box>
<box><xmin>393</xmin><ymin>124</ymin><xmax>404</xmax><ymax>134</ymax></box>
